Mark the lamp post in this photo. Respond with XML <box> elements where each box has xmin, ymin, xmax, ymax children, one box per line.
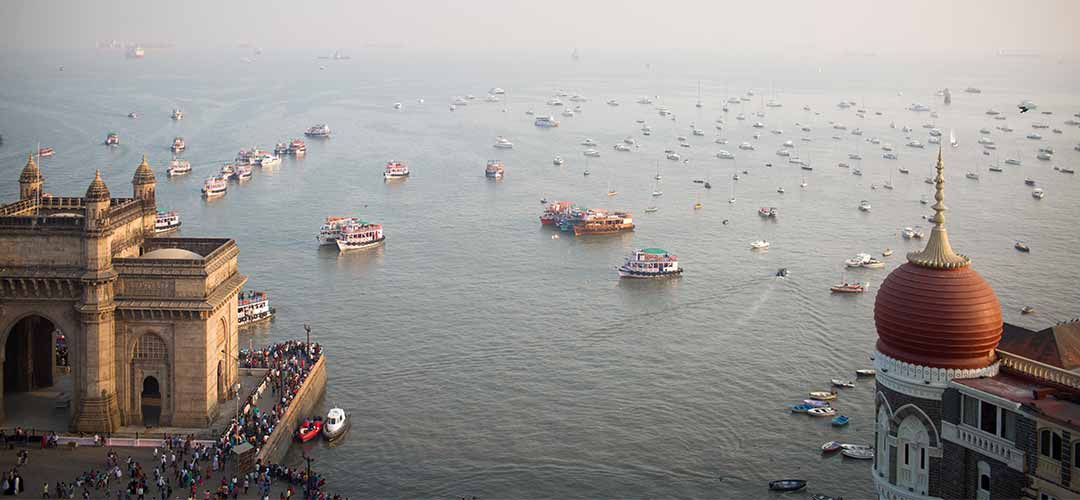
<box><xmin>222</xmin><ymin>350</ymin><xmax>241</xmax><ymax>424</ymax></box>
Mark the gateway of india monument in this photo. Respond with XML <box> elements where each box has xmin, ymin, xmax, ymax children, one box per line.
<box><xmin>0</xmin><ymin>154</ymin><xmax>245</xmax><ymax>432</ymax></box>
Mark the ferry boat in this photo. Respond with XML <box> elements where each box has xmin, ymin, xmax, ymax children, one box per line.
<box><xmin>336</xmin><ymin>221</ymin><xmax>385</xmax><ymax>252</ymax></box>
<box><xmin>105</xmin><ymin>132</ymin><xmax>120</xmax><ymax>146</ymax></box>
<box><xmin>288</xmin><ymin>139</ymin><xmax>307</xmax><ymax>155</ymax></box>
<box><xmin>572</xmin><ymin>210</ymin><xmax>634</xmax><ymax>236</ymax></box>
<box><xmin>305</xmin><ymin>124</ymin><xmax>331</xmax><ymax>138</ymax></box>
<box><xmin>171</xmin><ymin>137</ymin><xmax>186</xmax><ymax>153</ymax></box>
<box><xmin>384</xmin><ymin>161</ymin><xmax>410</xmax><ymax>179</ymax></box>
<box><xmin>237</xmin><ymin>290</ymin><xmax>275</xmax><ymax>328</ymax></box>
<box><xmin>618</xmin><ymin>248</ymin><xmax>682</xmax><ymax>278</ymax></box>
<box><xmin>235</xmin><ymin>164</ymin><xmax>253</xmax><ymax>181</ymax></box>
<box><xmin>201</xmin><ymin>176</ymin><xmax>227</xmax><ymax>198</ymax></box>
<box><xmin>274</xmin><ymin>143</ymin><xmax>289</xmax><ymax>156</ymax></box>
<box><xmin>485</xmin><ymin>160</ymin><xmax>504</xmax><ymax>178</ymax></box>
<box><xmin>317</xmin><ymin>216</ymin><xmax>360</xmax><ymax>245</ymax></box>
<box><xmin>171</xmin><ymin>108</ymin><xmax>183</xmax><ymax>121</ymax></box>
<box><xmin>154</xmin><ymin>211</ymin><xmax>181</xmax><ymax>233</ymax></box>
<box><xmin>534</xmin><ymin>116</ymin><xmax>560</xmax><ymax>128</ymax></box>
<box><xmin>167</xmin><ymin>158</ymin><xmax>191</xmax><ymax>176</ymax></box>
<box><xmin>220</xmin><ymin>163</ymin><xmax>236</xmax><ymax>180</ymax></box>
<box><xmin>38</xmin><ymin>147</ymin><xmax>55</xmax><ymax>158</ymax></box>
<box><xmin>493</xmin><ymin>136</ymin><xmax>514</xmax><ymax>149</ymax></box>
<box><xmin>540</xmin><ymin>201</ymin><xmax>574</xmax><ymax>226</ymax></box>
<box><xmin>253</xmin><ymin>153</ymin><xmax>281</xmax><ymax>167</ymax></box>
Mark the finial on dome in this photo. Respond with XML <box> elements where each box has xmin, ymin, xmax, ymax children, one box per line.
<box><xmin>907</xmin><ymin>147</ymin><xmax>970</xmax><ymax>269</ymax></box>
<box><xmin>19</xmin><ymin>153</ymin><xmax>42</xmax><ymax>183</ymax></box>
<box><xmin>133</xmin><ymin>154</ymin><xmax>156</xmax><ymax>185</ymax></box>
<box><xmin>85</xmin><ymin>170</ymin><xmax>111</xmax><ymax>201</ymax></box>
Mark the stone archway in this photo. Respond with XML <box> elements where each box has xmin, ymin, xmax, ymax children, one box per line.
<box><xmin>1</xmin><ymin>313</ymin><xmax>72</xmax><ymax>428</ymax></box>
<box><xmin>3</xmin><ymin>315</ymin><xmax>56</xmax><ymax>393</ymax></box>
<box><xmin>141</xmin><ymin>376</ymin><xmax>161</xmax><ymax>426</ymax></box>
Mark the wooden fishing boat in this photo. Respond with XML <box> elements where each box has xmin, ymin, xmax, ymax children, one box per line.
<box><xmin>831</xmin><ymin>379</ymin><xmax>855</xmax><ymax>388</ymax></box>
<box><xmin>832</xmin><ymin>415</ymin><xmax>850</xmax><ymax>427</ymax></box>
<box><xmin>809</xmin><ymin>391</ymin><xmax>837</xmax><ymax>401</ymax></box>
<box><xmin>768</xmin><ymin>479</ymin><xmax>807</xmax><ymax>492</ymax></box>
<box><xmin>808</xmin><ymin>407</ymin><xmax>838</xmax><ymax>417</ymax></box>
<box><xmin>821</xmin><ymin>441</ymin><xmax>843</xmax><ymax>453</ymax></box>
<box><xmin>842</xmin><ymin>447</ymin><xmax>874</xmax><ymax>460</ymax></box>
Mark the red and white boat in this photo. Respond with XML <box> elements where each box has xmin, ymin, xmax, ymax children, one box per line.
<box><xmin>235</xmin><ymin>164</ymin><xmax>253</xmax><ymax>181</ymax></box>
<box><xmin>830</xmin><ymin>282</ymin><xmax>866</xmax><ymax>293</ymax></box>
<box><xmin>38</xmin><ymin>147</ymin><xmax>55</xmax><ymax>157</ymax></box>
<box><xmin>154</xmin><ymin>211</ymin><xmax>181</xmax><ymax>233</ymax></box>
<box><xmin>295</xmin><ymin>417</ymin><xmax>323</xmax><ymax>443</ymax></box>
<box><xmin>485</xmin><ymin>160</ymin><xmax>504</xmax><ymax>178</ymax></box>
<box><xmin>171</xmin><ymin>137</ymin><xmax>186</xmax><ymax>153</ymax></box>
<box><xmin>618</xmin><ymin>248</ymin><xmax>683</xmax><ymax>278</ymax></box>
<box><xmin>288</xmin><ymin>139</ymin><xmax>306</xmax><ymax>155</ymax></box>
<box><xmin>540</xmin><ymin>201</ymin><xmax>574</xmax><ymax>225</ymax></box>
<box><xmin>167</xmin><ymin>158</ymin><xmax>191</xmax><ymax>176</ymax></box>
<box><xmin>316</xmin><ymin>216</ymin><xmax>360</xmax><ymax>246</ymax></box>
<box><xmin>384</xmin><ymin>161</ymin><xmax>409</xmax><ymax>180</ymax></box>
<box><xmin>336</xmin><ymin>222</ymin><xmax>385</xmax><ymax>252</ymax></box>
<box><xmin>202</xmin><ymin>176</ymin><xmax>227</xmax><ymax>198</ymax></box>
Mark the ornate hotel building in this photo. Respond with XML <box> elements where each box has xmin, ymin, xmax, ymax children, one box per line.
<box><xmin>872</xmin><ymin>151</ymin><xmax>1080</xmax><ymax>500</ymax></box>
<box><xmin>0</xmin><ymin>155</ymin><xmax>245</xmax><ymax>432</ymax></box>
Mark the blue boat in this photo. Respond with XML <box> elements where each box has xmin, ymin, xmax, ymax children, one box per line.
<box><xmin>832</xmin><ymin>415</ymin><xmax>850</xmax><ymax>427</ymax></box>
<box><xmin>791</xmin><ymin>404</ymin><xmax>815</xmax><ymax>413</ymax></box>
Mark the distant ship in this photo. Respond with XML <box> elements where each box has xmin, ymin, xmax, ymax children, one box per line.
<box><xmin>305</xmin><ymin>124</ymin><xmax>331</xmax><ymax>138</ymax></box>
<box><xmin>126</xmin><ymin>46</ymin><xmax>145</xmax><ymax>59</ymax></box>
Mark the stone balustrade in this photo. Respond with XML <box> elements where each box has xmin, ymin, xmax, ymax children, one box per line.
<box><xmin>998</xmin><ymin>350</ymin><xmax>1080</xmax><ymax>390</ymax></box>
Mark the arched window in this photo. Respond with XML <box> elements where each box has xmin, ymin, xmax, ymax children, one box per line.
<box><xmin>1040</xmin><ymin>429</ymin><xmax>1062</xmax><ymax>460</ymax></box>
<box><xmin>897</xmin><ymin>415</ymin><xmax>930</xmax><ymax>494</ymax></box>
<box><xmin>134</xmin><ymin>334</ymin><xmax>167</xmax><ymax>362</ymax></box>
<box><xmin>977</xmin><ymin>461</ymin><xmax>991</xmax><ymax>500</ymax></box>
<box><xmin>877</xmin><ymin>405</ymin><xmax>890</xmax><ymax>478</ymax></box>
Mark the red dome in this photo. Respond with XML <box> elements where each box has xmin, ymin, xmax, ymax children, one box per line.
<box><xmin>875</xmin><ymin>262</ymin><xmax>1002</xmax><ymax>369</ymax></box>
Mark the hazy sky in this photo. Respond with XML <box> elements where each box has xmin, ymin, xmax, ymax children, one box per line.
<box><xmin>2</xmin><ymin>0</ymin><xmax>1078</xmax><ymax>54</ymax></box>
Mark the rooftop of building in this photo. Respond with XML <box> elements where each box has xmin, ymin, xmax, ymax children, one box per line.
<box><xmin>1000</xmin><ymin>320</ymin><xmax>1080</xmax><ymax>373</ymax></box>
<box><xmin>955</xmin><ymin>372</ymin><xmax>1080</xmax><ymax>427</ymax></box>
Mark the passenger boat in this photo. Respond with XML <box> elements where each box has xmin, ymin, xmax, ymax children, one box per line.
<box><xmin>808</xmin><ymin>407</ymin><xmax>837</xmax><ymax>417</ymax></box>
<box><xmin>220</xmin><ymin>163</ymin><xmax>235</xmax><ymax>180</ymax></box>
<box><xmin>237</xmin><ymin>290</ymin><xmax>275</xmax><ymax>327</ymax></box>
<box><xmin>167</xmin><ymin>158</ymin><xmax>191</xmax><ymax>176</ymax></box>
<box><xmin>171</xmin><ymin>108</ymin><xmax>183</xmax><ymax>120</ymax></box>
<box><xmin>384</xmin><ymin>161</ymin><xmax>410</xmax><ymax>180</ymax></box>
<box><xmin>768</xmin><ymin>480</ymin><xmax>807</xmax><ymax>492</ymax></box>
<box><xmin>171</xmin><ymin>137</ymin><xmax>186</xmax><ymax>153</ymax></box>
<box><xmin>758</xmin><ymin>207</ymin><xmax>777</xmax><ymax>218</ymax></box>
<box><xmin>274</xmin><ymin>143</ymin><xmax>289</xmax><ymax>156</ymax></box>
<box><xmin>572</xmin><ymin>210</ymin><xmax>634</xmax><ymax>236</ymax></box>
<box><xmin>295</xmin><ymin>417</ymin><xmax>323</xmax><ymax>443</ymax></box>
<box><xmin>38</xmin><ymin>147</ymin><xmax>55</xmax><ymax>157</ymax></box>
<box><xmin>539</xmin><ymin>201</ymin><xmax>574</xmax><ymax>226</ymax></box>
<box><xmin>750</xmin><ymin>240</ymin><xmax>770</xmax><ymax>250</ymax></box>
<box><xmin>534</xmin><ymin>116</ymin><xmax>559</xmax><ymax>128</ymax></box>
<box><xmin>105</xmin><ymin>132</ymin><xmax>120</xmax><ymax>146</ymax></box>
<box><xmin>305</xmin><ymin>124</ymin><xmax>331</xmax><ymax>138</ymax></box>
<box><xmin>832</xmin><ymin>415</ymin><xmax>851</xmax><ymax>427</ymax></box>
<box><xmin>201</xmin><ymin>176</ymin><xmax>227</xmax><ymax>198</ymax></box>
<box><xmin>617</xmin><ymin>248</ymin><xmax>682</xmax><ymax>279</ymax></box>
<box><xmin>323</xmin><ymin>408</ymin><xmax>349</xmax><ymax>441</ymax></box>
<box><xmin>154</xmin><ymin>211</ymin><xmax>181</xmax><ymax>233</ymax></box>
<box><xmin>831</xmin><ymin>379</ymin><xmax>855</xmax><ymax>388</ymax></box>
<box><xmin>317</xmin><ymin>216</ymin><xmax>360</xmax><ymax>245</ymax></box>
<box><xmin>485</xmin><ymin>160</ymin><xmax>504</xmax><ymax>178</ymax></box>
<box><xmin>336</xmin><ymin>221</ymin><xmax>385</xmax><ymax>252</ymax></box>
<box><xmin>235</xmin><ymin>164</ymin><xmax>253</xmax><ymax>181</ymax></box>
<box><xmin>842</xmin><ymin>447</ymin><xmax>874</xmax><ymax>460</ymax></box>
<box><xmin>288</xmin><ymin>139</ymin><xmax>307</xmax><ymax>155</ymax></box>
<box><xmin>493</xmin><ymin>136</ymin><xmax>514</xmax><ymax>149</ymax></box>
<box><xmin>1014</xmin><ymin>241</ymin><xmax>1030</xmax><ymax>252</ymax></box>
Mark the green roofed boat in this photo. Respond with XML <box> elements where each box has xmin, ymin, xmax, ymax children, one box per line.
<box><xmin>618</xmin><ymin>248</ymin><xmax>683</xmax><ymax>278</ymax></box>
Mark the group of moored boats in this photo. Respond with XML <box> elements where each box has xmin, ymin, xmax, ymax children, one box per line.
<box><xmin>295</xmin><ymin>407</ymin><xmax>349</xmax><ymax>443</ymax></box>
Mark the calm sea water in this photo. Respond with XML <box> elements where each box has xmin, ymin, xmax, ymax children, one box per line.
<box><xmin>1</xmin><ymin>48</ymin><xmax>1079</xmax><ymax>498</ymax></box>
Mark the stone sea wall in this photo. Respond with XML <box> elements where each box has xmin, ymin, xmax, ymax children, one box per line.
<box><xmin>256</xmin><ymin>355</ymin><xmax>326</xmax><ymax>463</ymax></box>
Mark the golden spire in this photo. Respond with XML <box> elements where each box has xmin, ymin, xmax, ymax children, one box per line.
<box><xmin>133</xmin><ymin>154</ymin><xmax>156</xmax><ymax>185</ymax></box>
<box><xmin>907</xmin><ymin>147</ymin><xmax>971</xmax><ymax>269</ymax></box>
<box><xmin>19</xmin><ymin>153</ymin><xmax>42</xmax><ymax>183</ymax></box>
<box><xmin>85</xmin><ymin>169</ymin><xmax>111</xmax><ymax>201</ymax></box>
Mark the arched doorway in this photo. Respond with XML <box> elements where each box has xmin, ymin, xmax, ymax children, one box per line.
<box><xmin>141</xmin><ymin>376</ymin><xmax>161</xmax><ymax>426</ymax></box>
<box><xmin>4</xmin><ymin>315</ymin><xmax>57</xmax><ymax>394</ymax></box>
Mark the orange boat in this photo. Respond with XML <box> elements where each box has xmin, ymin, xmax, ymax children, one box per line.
<box><xmin>830</xmin><ymin>282</ymin><xmax>865</xmax><ymax>293</ymax></box>
<box><xmin>295</xmin><ymin>417</ymin><xmax>323</xmax><ymax>443</ymax></box>
<box><xmin>572</xmin><ymin>210</ymin><xmax>634</xmax><ymax>236</ymax></box>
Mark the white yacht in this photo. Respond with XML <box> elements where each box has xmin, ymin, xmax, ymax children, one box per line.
<box><xmin>583</xmin><ymin>149</ymin><xmax>600</xmax><ymax>157</ymax></box>
<box><xmin>1032</xmin><ymin>188</ymin><xmax>1045</xmax><ymax>199</ymax></box>
<box><xmin>581</xmin><ymin>138</ymin><xmax>597</xmax><ymax>146</ymax></box>
<box><xmin>493</xmin><ymin>136</ymin><xmax>514</xmax><ymax>149</ymax></box>
<box><xmin>738</xmin><ymin>142</ymin><xmax>754</xmax><ymax>151</ymax></box>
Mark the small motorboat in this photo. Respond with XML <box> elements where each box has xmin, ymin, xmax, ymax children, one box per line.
<box><xmin>882</xmin><ymin>248</ymin><xmax>893</xmax><ymax>257</ymax></box>
<box><xmin>295</xmin><ymin>417</ymin><xmax>323</xmax><ymax>443</ymax></box>
<box><xmin>831</xmin><ymin>282</ymin><xmax>865</xmax><ymax>294</ymax></box>
<box><xmin>855</xmin><ymin>369</ymin><xmax>876</xmax><ymax>377</ymax></box>
<box><xmin>832</xmin><ymin>415</ymin><xmax>850</xmax><ymax>427</ymax></box>
<box><xmin>553</xmin><ymin>156</ymin><xmax>564</xmax><ymax>166</ymax></box>
<box><xmin>768</xmin><ymin>480</ymin><xmax>807</xmax><ymax>492</ymax></box>
<box><xmin>821</xmin><ymin>441</ymin><xmax>843</xmax><ymax>453</ymax></box>
<box><xmin>831</xmin><ymin>379</ymin><xmax>855</xmax><ymax>389</ymax></box>
<box><xmin>128</xmin><ymin>112</ymin><xmax>138</xmax><ymax>119</ymax></box>
<box><xmin>808</xmin><ymin>407</ymin><xmax>838</xmax><ymax>417</ymax></box>
<box><xmin>791</xmin><ymin>404</ymin><xmax>815</xmax><ymax>413</ymax></box>
<box><xmin>842</xmin><ymin>447</ymin><xmax>875</xmax><ymax>460</ymax></box>
<box><xmin>644</xmin><ymin>206</ymin><xmax>659</xmax><ymax>213</ymax></box>
<box><xmin>322</xmin><ymin>408</ymin><xmax>349</xmax><ymax>441</ymax></box>
<box><xmin>750</xmin><ymin>240</ymin><xmax>770</xmax><ymax>250</ymax></box>
<box><xmin>1021</xmin><ymin>306</ymin><xmax>1036</xmax><ymax>315</ymax></box>
<box><xmin>809</xmin><ymin>391</ymin><xmax>837</xmax><ymax>401</ymax></box>
<box><xmin>776</xmin><ymin>268</ymin><xmax>789</xmax><ymax>278</ymax></box>
<box><xmin>1014</xmin><ymin>241</ymin><xmax>1030</xmax><ymax>252</ymax></box>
